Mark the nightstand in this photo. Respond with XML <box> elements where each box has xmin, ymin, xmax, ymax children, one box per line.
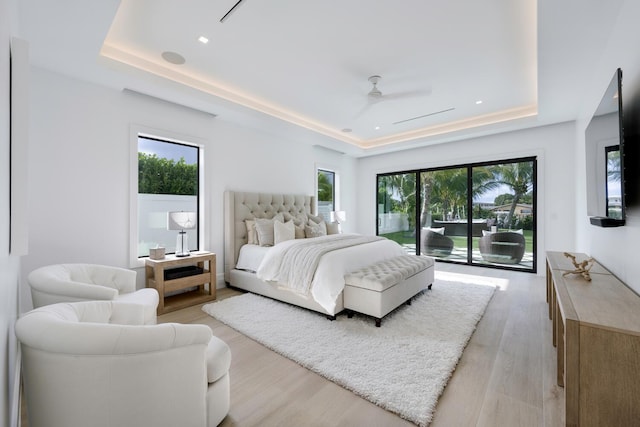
<box><xmin>145</xmin><ymin>251</ymin><xmax>216</xmax><ymax>314</ymax></box>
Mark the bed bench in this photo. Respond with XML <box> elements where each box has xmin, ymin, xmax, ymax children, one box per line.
<box><xmin>343</xmin><ymin>255</ymin><xmax>435</xmax><ymax>327</ymax></box>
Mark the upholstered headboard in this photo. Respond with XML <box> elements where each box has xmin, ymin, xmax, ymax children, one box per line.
<box><xmin>223</xmin><ymin>191</ymin><xmax>315</xmax><ymax>283</ymax></box>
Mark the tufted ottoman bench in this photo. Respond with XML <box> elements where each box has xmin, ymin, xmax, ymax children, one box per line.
<box><xmin>343</xmin><ymin>255</ymin><xmax>435</xmax><ymax>326</ymax></box>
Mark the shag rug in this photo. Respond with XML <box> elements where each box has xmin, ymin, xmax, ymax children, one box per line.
<box><xmin>202</xmin><ymin>274</ymin><xmax>496</xmax><ymax>426</ymax></box>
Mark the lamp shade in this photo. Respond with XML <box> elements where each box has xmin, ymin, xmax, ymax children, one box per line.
<box><xmin>167</xmin><ymin>211</ymin><xmax>197</xmax><ymax>231</ymax></box>
<box><xmin>330</xmin><ymin>211</ymin><xmax>346</xmax><ymax>224</ymax></box>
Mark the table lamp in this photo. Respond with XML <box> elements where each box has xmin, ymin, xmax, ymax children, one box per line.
<box><xmin>167</xmin><ymin>211</ymin><xmax>197</xmax><ymax>257</ymax></box>
<box><xmin>330</xmin><ymin>211</ymin><xmax>346</xmax><ymax>232</ymax></box>
<box><xmin>330</xmin><ymin>210</ymin><xmax>346</xmax><ymax>224</ymax></box>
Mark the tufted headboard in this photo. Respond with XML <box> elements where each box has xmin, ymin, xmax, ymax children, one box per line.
<box><xmin>223</xmin><ymin>191</ymin><xmax>315</xmax><ymax>283</ymax></box>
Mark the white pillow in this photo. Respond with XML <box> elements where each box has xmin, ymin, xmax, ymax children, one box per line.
<box><xmin>326</xmin><ymin>221</ymin><xmax>340</xmax><ymax>235</ymax></box>
<box><xmin>482</xmin><ymin>229</ymin><xmax>494</xmax><ymax>237</ymax></box>
<box><xmin>254</xmin><ymin>213</ymin><xmax>285</xmax><ymax>247</ymax></box>
<box><xmin>305</xmin><ymin>220</ymin><xmax>327</xmax><ymax>238</ymax></box>
<box><xmin>274</xmin><ymin>220</ymin><xmax>295</xmax><ymax>245</ymax></box>
<box><xmin>510</xmin><ymin>229</ymin><xmax>524</xmax><ymax>234</ymax></box>
<box><xmin>307</xmin><ymin>213</ymin><xmax>324</xmax><ymax>224</ymax></box>
<box><xmin>245</xmin><ymin>220</ymin><xmax>257</xmax><ymax>244</ymax></box>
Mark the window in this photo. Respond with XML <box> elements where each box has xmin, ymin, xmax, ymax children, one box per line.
<box><xmin>377</xmin><ymin>157</ymin><xmax>536</xmax><ymax>272</ymax></box>
<box><xmin>135</xmin><ymin>135</ymin><xmax>201</xmax><ymax>259</ymax></box>
<box><xmin>317</xmin><ymin>169</ymin><xmax>335</xmax><ymax>222</ymax></box>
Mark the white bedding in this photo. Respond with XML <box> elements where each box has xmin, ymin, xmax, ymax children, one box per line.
<box><xmin>255</xmin><ymin>234</ymin><xmax>406</xmax><ymax>313</ymax></box>
<box><xmin>236</xmin><ymin>244</ymin><xmax>271</xmax><ymax>272</ymax></box>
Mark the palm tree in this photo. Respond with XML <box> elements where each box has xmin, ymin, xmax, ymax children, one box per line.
<box><xmin>429</xmin><ymin>169</ymin><xmax>467</xmax><ymax>221</ymax></box>
<box><xmin>492</xmin><ymin>162</ymin><xmax>534</xmax><ymax>228</ymax></box>
<box><xmin>381</xmin><ymin>173</ymin><xmax>416</xmax><ymax>230</ymax></box>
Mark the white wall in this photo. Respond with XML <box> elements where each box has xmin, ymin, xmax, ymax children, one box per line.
<box><xmin>2</xmin><ymin>0</ymin><xmax>23</xmax><ymax>425</ymax></box>
<box><xmin>575</xmin><ymin>0</ymin><xmax>640</xmax><ymax>293</ymax></box>
<box><xmin>355</xmin><ymin>121</ymin><xmax>577</xmax><ymax>274</ymax></box>
<box><xmin>21</xmin><ymin>67</ymin><xmax>355</xmax><ymax>307</ymax></box>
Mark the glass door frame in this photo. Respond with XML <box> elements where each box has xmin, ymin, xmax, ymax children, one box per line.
<box><xmin>376</xmin><ymin>156</ymin><xmax>537</xmax><ymax>273</ymax></box>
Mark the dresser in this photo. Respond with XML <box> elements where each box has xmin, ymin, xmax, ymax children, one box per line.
<box><xmin>546</xmin><ymin>251</ymin><xmax>640</xmax><ymax>426</ymax></box>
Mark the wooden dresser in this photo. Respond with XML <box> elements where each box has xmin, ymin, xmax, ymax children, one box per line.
<box><xmin>546</xmin><ymin>251</ymin><xmax>640</xmax><ymax>427</ymax></box>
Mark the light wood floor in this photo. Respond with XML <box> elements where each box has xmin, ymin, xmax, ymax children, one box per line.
<box><xmin>159</xmin><ymin>263</ymin><xmax>565</xmax><ymax>427</ymax></box>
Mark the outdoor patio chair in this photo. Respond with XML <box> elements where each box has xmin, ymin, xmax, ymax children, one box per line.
<box><xmin>478</xmin><ymin>231</ymin><xmax>525</xmax><ymax>264</ymax></box>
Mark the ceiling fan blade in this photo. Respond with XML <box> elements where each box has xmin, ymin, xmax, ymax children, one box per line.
<box><xmin>220</xmin><ymin>0</ymin><xmax>246</xmax><ymax>22</ymax></box>
<box><xmin>380</xmin><ymin>88</ymin><xmax>432</xmax><ymax>102</ymax></box>
<box><xmin>392</xmin><ymin>107</ymin><xmax>455</xmax><ymax>125</ymax></box>
<box><xmin>354</xmin><ymin>101</ymin><xmax>375</xmax><ymax>119</ymax></box>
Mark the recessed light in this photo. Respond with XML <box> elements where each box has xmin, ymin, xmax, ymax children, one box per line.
<box><xmin>375</xmin><ymin>126</ymin><xmax>381</xmax><ymax>130</ymax></box>
<box><xmin>341</xmin><ymin>128</ymin><xmax>352</xmax><ymax>133</ymax></box>
<box><xmin>475</xmin><ymin>100</ymin><xmax>483</xmax><ymax>105</ymax></box>
<box><xmin>198</xmin><ymin>36</ymin><xmax>209</xmax><ymax>44</ymax></box>
<box><xmin>161</xmin><ymin>51</ymin><xmax>186</xmax><ymax>65</ymax></box>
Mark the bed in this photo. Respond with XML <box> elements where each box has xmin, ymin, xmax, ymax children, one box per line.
<box><xmin>223</xmin><ymin>191</ymin><xmax>407</xmax><ymax>317</ymax></box>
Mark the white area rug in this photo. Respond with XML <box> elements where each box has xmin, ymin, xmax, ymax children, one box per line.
<box><xmin>202</xmin><ymin>274</ymin><xmax>496</xmax><ymax>426</ymax></box>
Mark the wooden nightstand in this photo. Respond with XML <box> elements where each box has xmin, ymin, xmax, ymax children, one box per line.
<box><xmin>145</xmin><ymin>251</ymin><xmax>216</xmax><ymax>315</ymax></box>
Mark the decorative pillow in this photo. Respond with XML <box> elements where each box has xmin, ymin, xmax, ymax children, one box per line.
<box><xmin>245</xmin><ymin>220</ymin><xmax>257</xmax><ymax>244</ymax></box>
<box><xmin>254</xmin><ymin>213</ymin><xmax>285</xmax><ymax>247</ymax></box>
<box><xmin>283</xmin><ymin>212</ymin><xmax>308</xmax><ymax>238</ymax></box>
<box><xmin>307</xmin><ymin>213</ymin><xmax>325</xmax><ymax>224</ymax></box>
<box><xmin>326</xmin><ymin>221</ymin><xmax>340</xmax><ymax>235</ymax></box>
<box><xmin>423</xmin><ymin>227</ymin><xmax>445</xmax><ymax>235</ymax></box>
<box><xmin>305</xmin><ymin>220</ymin><xmax>327</xmax><ymax>238</ymax></box>
<box><xmin>510</xmin><ymin>229</ymin><xmax>524</xmax><ymax>234</ymax></box>
<box><xmin>284</xmin><ymin>212</ymin><xmax>308</xmax><ymax>226</ymax></box>
<box><xmin>274</xmin><ymin>220</ymin><xmax>295</xmax><ymax>245</ymax></box>
<box><xmin>294</xmin><ymin>224</ymin><xmax>306</xmax><ymax>239</ymax></box>
<box><xmin>482</xmin><ymin>229</ymin><xmax>494</xmax><ymax>237</ymax></box>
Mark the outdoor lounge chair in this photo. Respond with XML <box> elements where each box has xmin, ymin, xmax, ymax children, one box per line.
<box><xmin>421</xmin><ymin>229</ymin><xmax>454</xmax><ymax>257</ymax></box>
<box><xmin>479</xmin><ymin>231</ymin><xmax>525</xmax><ymax>264</ymax></box>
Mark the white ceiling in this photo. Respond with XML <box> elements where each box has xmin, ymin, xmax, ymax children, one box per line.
<box><xmin>16</xmin><ymin>0</ymin><xmax>624</xmax><ymax>157</ymax></box>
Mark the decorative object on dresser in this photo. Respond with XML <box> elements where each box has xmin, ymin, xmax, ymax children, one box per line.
<box><xmin>203</xmin><ymin>273</ymin><xmax>496</xmax><ymax>426</ymax></box>
<box><xmin>145</xmin><ymin>251</ymin><xmax>216</xmax><ymax>314</ymax></box>
<box><xmin>546</xmin><ymin>251</ymin><xmax>640</xmax><ymax>426</ymax></box>
<box><xmin>28</xmin><ymin>263</ymin><xmax>159</xmax><ymax>324</ymax></box>
<box><xmin>16</xmin><ymin>300</ymin><xmax>231</xmax><ymax>427</ymax></box>
<box><xmin>167</xmin><ymin>211</ymin><xmax>197</xmax><ymax>257</ymax></box>
<box><xmin>561</xmin><ymin>251</ymin><xmax>595</xmax><ymax>281</ymax></box>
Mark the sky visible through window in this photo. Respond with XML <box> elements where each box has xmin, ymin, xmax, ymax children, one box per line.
<box><xmin>474</xmin><ymin>184</ymin><xmax>511</xmax><ymax>204</ymax></box>
<box><xmin>139</xmin><ymin>137</ymin><xmax>197</xmax><ymax>164</ymax></box>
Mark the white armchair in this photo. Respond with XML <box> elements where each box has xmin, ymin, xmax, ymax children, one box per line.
<box><xmin>15</xmin><ymin>300</ymin><xmax>231</xmax><ymax>427</ymax></box>
<box><xmin>28</xmin><ymin>263</ymin><xmax>159</xmax><ymax>324</ymax></box>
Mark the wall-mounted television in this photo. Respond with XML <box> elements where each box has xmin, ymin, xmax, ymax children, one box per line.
<box><xmin>585</xmin><ymin>68</ymin><xmax>626</xmax><ymax>227</ymax></box>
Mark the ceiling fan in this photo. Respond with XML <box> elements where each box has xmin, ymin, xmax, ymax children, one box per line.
<box><xmin>355</xmin><ymin>75</ymin><xmax>431</xmax><ymax>118</ymax></box>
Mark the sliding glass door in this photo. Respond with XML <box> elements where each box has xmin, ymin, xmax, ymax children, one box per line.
<box><xmin>377</xmin><ymin>157</ymin><xmax>536</xmax><ymax>272</ymax></box>
<box><xmin>419</xmin><ymin>167</ymin><xmax>468</xmax><ymax>263</ymax></box>
<box><xmin>377</xmin><ymin>172</ymin><xmax>417</xmax><ymax>253</ymax></box>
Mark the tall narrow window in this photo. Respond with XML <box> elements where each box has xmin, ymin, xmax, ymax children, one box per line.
<box><xmin>317</xmin><ymin>169</ymin><xmax>335</xmax><ymax>222</ymax></box>
<box><xmin>137</xmin><ymin>136</ymin><xmax>200</xmax><ymax>257</ymax></box>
